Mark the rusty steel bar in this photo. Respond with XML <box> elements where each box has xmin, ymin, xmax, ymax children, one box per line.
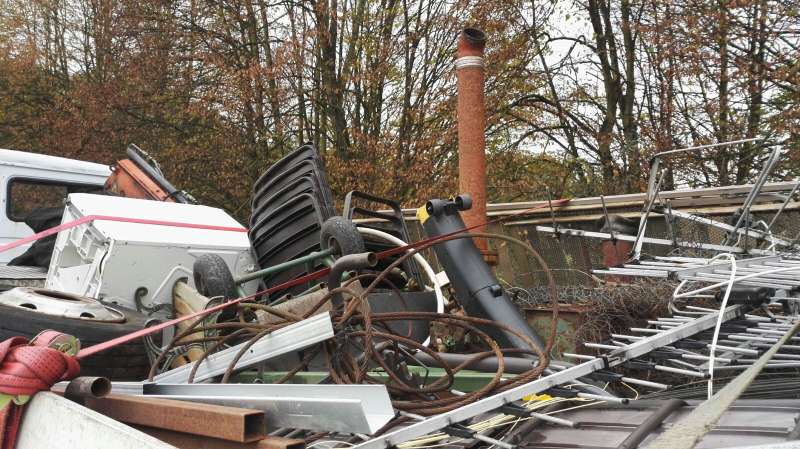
<box><xmin>134</xmin><ymin>427</ymin><xmax>305</xmax><ymax>449</ymax></box>
<box><xmin>63</xmin><ymin>376</ymin><xmax>111</xmax><ymax>405</ymax></box>
<box><xmin>83</xmin><ymin>394</ymin><xmax>267</xmax><ymax>443</ymax></box>
<box><xmin>255</xmin><ymin>283</ymin><xmax>365</xmax><ymax>325</ymax></box>
<box><xmin>456</xmin><ymin>27</ymin><xmax>488</xmax><ymax>252</ymax></box>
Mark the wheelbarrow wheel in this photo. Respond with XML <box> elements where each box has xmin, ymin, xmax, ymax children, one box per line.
<box><xmin>320</xmin><ymin>216</ymin><xmax>365</xmax><ymax>257</ymax></box>
<box><xmin>193</xmin><ymin>254</ymin><xmax>238</xmax><ymax>300</ymax></box>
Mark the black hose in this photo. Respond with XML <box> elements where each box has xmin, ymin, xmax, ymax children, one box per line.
<box><xmin>126</xmin><ymin>144</ymin><xmax>190</xmax><ymax>203</ymax></box>
<box><xmin>327</xmin><ymin>253</ymin><xmax>377</xmax><ymax>306</ymax></box>
<box><xmin>616</xmin><ymin>399</ymin><xmax>685</xmax><ymax>449</ymax></box>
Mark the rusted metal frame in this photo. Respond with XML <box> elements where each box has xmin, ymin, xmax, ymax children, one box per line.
<box><xmin>723</xmin><ymin>146</ymin><xmax>781</xmax><ymax>247</ymax></box>
<box><xmin>81</xmin><ymin>393</ymin><xmax>267</xmax><ymax>443</ymax></box>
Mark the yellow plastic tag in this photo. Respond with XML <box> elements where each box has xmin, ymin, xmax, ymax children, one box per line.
<box><xmin>416</xmin><ymin>205</ymin><xmax>430</xmax><ymax>224</ymax></box>
<box><xmin>523</xmin><ymin>393</ymin><xmax>553</xmax><ymax>402</ymax></box>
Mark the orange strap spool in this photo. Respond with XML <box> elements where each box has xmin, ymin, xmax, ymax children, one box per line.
<box><xmin>0</xmin><ymin>331</ymin><xmax>81</xmax><ymax>449</ymax></box>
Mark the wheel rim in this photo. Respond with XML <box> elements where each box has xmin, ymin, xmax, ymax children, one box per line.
<box><xmin>0</xmin><ymin>288</ymin><xmax>126</xmax><ymax>322</ymax></box>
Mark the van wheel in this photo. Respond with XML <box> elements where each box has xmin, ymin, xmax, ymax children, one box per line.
<box><xmin>0</xmin><ymin>288</ymin><xmax>150</xmax><ymax>380</ymax></box>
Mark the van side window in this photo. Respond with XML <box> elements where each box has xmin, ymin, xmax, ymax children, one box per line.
<box><xmin>6</xmin><ymin>179</ymin><xmax>100</xmax><ymax>222</ymax></box>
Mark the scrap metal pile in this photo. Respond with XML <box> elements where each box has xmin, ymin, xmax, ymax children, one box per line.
<box><xmin>1</xmin><ymin>143</ymin><xmax>800</xmax><ymax>449</ymax></box>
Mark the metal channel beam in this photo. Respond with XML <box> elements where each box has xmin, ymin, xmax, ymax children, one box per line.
<box><xmin>697</xmin><ymin>272</ymin><xmax>800</xmax><ymax>287</ymax></box>
<box><xmin>144</xmin><ymin>383</ymin><xmax>394</xmax><ymax>435</ymax></box>
<box><xmin>154</xmin><ymin>312</ymin><xmax>334</xmax><ymax>383</ymax></box>
<box><xmin>671</xmin><ymin>256</ymin><xmax>783</xmax><ymax>279</ymax></box>
<box><xmin>535</xmin><ymin>226</ymin><xmax>773</xmax><ymax>256</ymax></box>
<box><xmin>352</xmin><ymin>306</ymin><xmax>744</xmax><ymax>449</ymax></box>
<box><xmin>593</xmin><ymin>269</ymin><xmax>668</xmax><ymax>278</ymax></box>
<box><xmin>682</xmin><ymin>274</ymin><xmax>795</xmax><ymax>290</ymax></box>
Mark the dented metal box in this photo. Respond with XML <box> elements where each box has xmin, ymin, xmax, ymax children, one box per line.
<box><xmin>45</xmin><ymin>193</ymin><xmax>256</xmax><ymax>310</ymax></box>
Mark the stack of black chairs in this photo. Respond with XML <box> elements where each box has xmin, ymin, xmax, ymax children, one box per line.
<box><xmin>249</xmin><ymin>145</ymin><xmax>335</xmax><ymax>299</ymax></box>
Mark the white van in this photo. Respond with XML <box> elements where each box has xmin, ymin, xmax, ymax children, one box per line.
<box><xmin>0</xmin><ymin>149</ymin><xmax>110</xmax><ymax>264</ymax></box>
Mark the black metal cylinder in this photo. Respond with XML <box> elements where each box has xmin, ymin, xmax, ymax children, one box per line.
<box><xmin>421</xmin><ymin>197</ymin><xmax>545</xmax><ymax>351</ymax></box>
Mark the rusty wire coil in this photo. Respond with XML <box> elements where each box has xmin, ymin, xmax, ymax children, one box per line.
<box><xmin>148</xmin><ymin>232</ymin><xmax>561</xmax><ymax>416</ymax></box>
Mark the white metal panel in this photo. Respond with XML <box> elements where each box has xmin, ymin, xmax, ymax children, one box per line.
<box><xmin>0</xmin><ymin>149</ymin><xmax>111</xmax><ymax>176</ymax></box>
<box><xmin>65</xmin><ymin>194</ymin><xmax>248</xmax><ymax>248</ymax></box>
<box><xmin>15</xmin><ymin>392</ymin><xmax>176</xmax><ymax>449</ymax></box>
<box><xmin>46</xmin><ymin>194</ymin><xmax>256</xmax><ymax>309</ymax></box>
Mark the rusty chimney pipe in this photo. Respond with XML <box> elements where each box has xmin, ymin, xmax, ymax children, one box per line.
<box><xmin>456</xmin><ymin>28</ymin><xmax>488</xmax><ymax>252</ymax></box>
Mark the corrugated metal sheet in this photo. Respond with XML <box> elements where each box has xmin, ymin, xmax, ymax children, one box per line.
<box><xmin>0</xmin><ymin>265</ymin><xmax>47</xmax><ymax>279</ymax></box>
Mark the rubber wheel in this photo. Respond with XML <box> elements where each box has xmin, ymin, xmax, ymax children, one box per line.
<box><xmin>426</xmin><ymin>199</ymin><xmax>447</xmax><ymax>216</ymax></box>
<box><xmin>193</xmin><ymin>254</ymin><xmax>238</xmax><ymax>299</ymax></box>
<box><xmin>320</xmin><ymin>216</ymin><xmax>365</xmax><ymax>257</ymax></box>
<box><xmin>0</xmin><ymin>301</ymin><xmax>150</xmax><ymax>380</ymax></box>
<box><xmin>455</xmin><ymin>194</ymin><xmax>472</xmax><ymax>211</ymax></box>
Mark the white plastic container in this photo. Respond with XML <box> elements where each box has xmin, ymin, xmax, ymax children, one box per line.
<box><xmin>46</xmin><ymin>193</ymin><xmax>256</xmax><ymax>310</ymax></box>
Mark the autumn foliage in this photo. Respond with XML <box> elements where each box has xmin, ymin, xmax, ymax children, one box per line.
<box><xmin>0</xmin><ymin>0</ymin><xmax>797</xmax><ymax>221</ymax></box>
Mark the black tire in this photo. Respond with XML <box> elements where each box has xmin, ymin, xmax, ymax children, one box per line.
<box><xmin>193</xmin><ymin>254</ymin><xmax>238</xmax><ymax>299</ymax></box>
<box><xmin>320</xmin><ymin>216</ymin><xmax>365</xmax><ymax>257</ymax></box>
<box><xmin>0</xmin><ymin>300</ymin><xmax>149</xmax><ymax>380</ymax></box>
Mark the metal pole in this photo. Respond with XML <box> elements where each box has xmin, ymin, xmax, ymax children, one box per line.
<box><xmin>235</xmin><ymin>249</ymin><xmax>333</xmax><ymax>284</ymax></box>
<box><xmin>456</xmin><ymin>28</ymin><xmax>488</xmax><ymax>252</ymax></box>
